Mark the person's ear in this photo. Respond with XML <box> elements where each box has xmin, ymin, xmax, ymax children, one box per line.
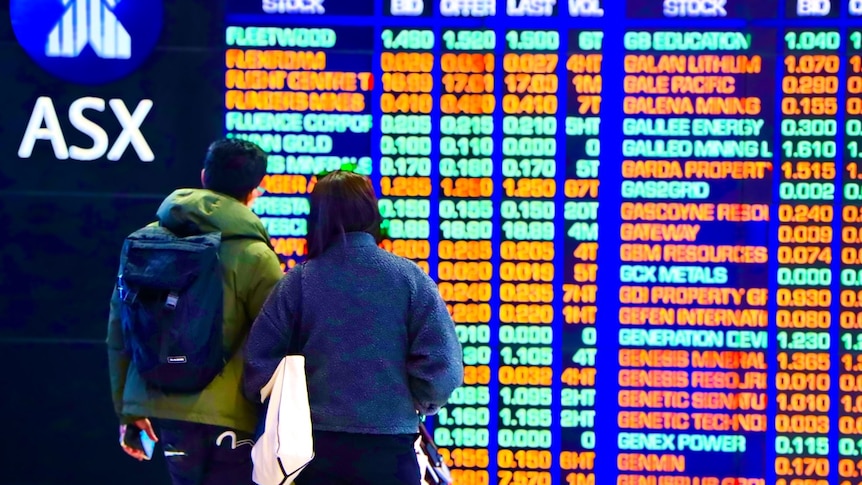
<box><xmin>246</xmin><ymin>187</ymin><xmax>263</xmax><ymax>207</ymax></box>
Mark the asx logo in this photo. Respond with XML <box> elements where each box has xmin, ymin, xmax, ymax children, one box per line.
<box><xmin>11</xmin><ymin>0</ymin><xmax>163</xmax><ymax>162</ymax></box>
<box><xmin>46</xmin><ymin>0</ymin><xmax>131</xmax><ymax>60</ymax></box>
<box><xmin>18</xmin><ymin>96</ymin><xmax>154</xmax><ymax>162</ymax></box>
<box><xmin>11</xmin><ymin>0</ymin><xmax>163</xmax><ymax>84</ymax></box>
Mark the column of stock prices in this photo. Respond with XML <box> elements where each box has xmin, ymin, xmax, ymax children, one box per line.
<box><xmin>776</xmin><ymin>28</ymin><xmax>836</xmax><ymax>485</ymax></box>
<box><xmin>561</xmin><ymin>28</ymin><xmax>602</xmax><ymax>485</ymax></box>
<box><xmin>223</xmin><ymin>0</ymin><xmax>862</xmax><ymax>484</ymax></box>
<box><xmin>378</xmin><ymin>28</ymin><xmax>434</xmax><ymax>272</ymax></box>
<box><xmin>498</xmin><ymin>27</ymin><xmax>558</xmax><ymax>485</ymax></box>
<box><xmin>436</xmin><ymin>28</ymin><xmax>496</xmax><ymax>485</ymax></box>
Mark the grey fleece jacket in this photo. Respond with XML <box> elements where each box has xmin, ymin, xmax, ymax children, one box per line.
<box><xmin>243</xmin><ymin>232</ymin><xmax>463</xmax><ymax>434</ymax></box>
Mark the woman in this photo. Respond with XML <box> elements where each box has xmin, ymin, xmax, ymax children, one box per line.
<box><xmin>243</xmin><ymin>170</ymin><xmax>463</xmax><ymax>485</ymax></box>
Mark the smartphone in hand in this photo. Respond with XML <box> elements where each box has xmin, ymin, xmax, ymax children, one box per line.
<box><xmin>122</xmin><ymin>425</ymin><xmax>156</xmax><ymax>460</ymax></box>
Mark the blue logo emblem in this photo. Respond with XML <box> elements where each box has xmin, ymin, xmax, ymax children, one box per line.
<box><xmin>10</xmin><ymin>0</ymin><xmax>163</xmax><ymax>85</ymax></box>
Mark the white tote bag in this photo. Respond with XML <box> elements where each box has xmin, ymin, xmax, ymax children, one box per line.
<box><xmin>252</xmin><ymin>355</ymin><xmax>314</xmax><ymax>485</ymax></box>
<box><xmin>415</xmin><ymin>437</ymin><xmax>430</xmax><ymax>485</ymax></box>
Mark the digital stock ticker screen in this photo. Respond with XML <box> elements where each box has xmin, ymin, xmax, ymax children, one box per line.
<box><xmin>223</xmin><ymin>0</ymin><xmax>862</xmax><ymax>484</ymax></box>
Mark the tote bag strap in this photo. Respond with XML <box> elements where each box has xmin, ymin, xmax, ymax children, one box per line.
<box><xmin>289</xmin><ymin>262</ymin><xmax>306</xmax><ymax>355</ymax></box>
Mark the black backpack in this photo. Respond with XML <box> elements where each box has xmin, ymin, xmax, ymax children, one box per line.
<box><xmin>117</xmin><ymin>225</ymin><xmax>245</xmax><ymax>393</ymax></box>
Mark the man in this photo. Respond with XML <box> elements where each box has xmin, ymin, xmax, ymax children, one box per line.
<box><xmin>107</xmin><ymin>139</ymin><xmax>284</xmax><ymax>485</ymax></box>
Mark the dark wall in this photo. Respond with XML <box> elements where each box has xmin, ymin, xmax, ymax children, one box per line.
<box><xmin>0</xmin><ymin>1</ymin><xmax>225</xmax><ymax>483</ymax></box>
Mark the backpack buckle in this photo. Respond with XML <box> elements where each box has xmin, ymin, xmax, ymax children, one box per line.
<box><xmin>122</xmin><ymin>289</ymin><xmax>138</xmax><ymax>305</ymax></box>
<box><xmin>165</xmin><ymin>292</ymin><xmax>179</xmax><ymax>310</ymax></box>
<box><xmin>116</xmin><ymin>276</ymin><xmax>126</xmax><ymax>300</ymax></box>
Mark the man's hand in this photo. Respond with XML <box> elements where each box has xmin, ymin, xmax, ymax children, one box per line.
<box><xmin>119</xmin><ymin>418</ymin><xmax>158</xmax><ymax>461</ymax></box>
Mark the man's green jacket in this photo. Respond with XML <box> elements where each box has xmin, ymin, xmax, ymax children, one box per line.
<box><xmin>107</xmin><ymin>189</ymin><xmax>284</xmax><ymax>433</ymax></box>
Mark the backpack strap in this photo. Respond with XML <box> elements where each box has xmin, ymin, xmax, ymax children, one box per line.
<box><xmin>218</xmin><ymin>233</ymin><xmax>275</xmax><ymax>362</ymax></box>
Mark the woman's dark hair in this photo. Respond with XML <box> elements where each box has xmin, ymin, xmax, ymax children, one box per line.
<box><xmin>306</xmin><ymin>170</ymin><xmax>382</xmax><ymax>259</ymax></box>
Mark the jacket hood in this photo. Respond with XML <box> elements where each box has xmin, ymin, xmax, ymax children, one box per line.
<box><xmin>156</xmin><ymin>188</ymin><xmax>270</xmax><ymax>242</ymax></box>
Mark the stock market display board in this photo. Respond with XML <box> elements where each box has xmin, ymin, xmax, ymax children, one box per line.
<box><xmin>223</xmin><ymin>1</ymin><xmax>862</xmax><ymax>484</ymax></box>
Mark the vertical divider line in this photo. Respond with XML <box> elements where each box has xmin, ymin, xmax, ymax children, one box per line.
<box><xmin>426</xmin><ymin>17</ymin><xmax>443</xmax><ymax>437</ymax></box>
<box><xmin>428</xmin><ymin>21</ymin><xmax>441</xmax><ymax>312</ymax></box>
<box><xmin>552</xmin><ymin>20</ymin><xmax>567</xmax><ymax>485</ymax></box>
<box><xmin>766</xmin><ymin>10</ymin><xmax>786</xmax><ymax>485</ymax></box>
<box><xmin>831</xmin><ymin>19</ymin><xmax>848</xmax><ymax>485</ymax></box>
<box><xmin>488</xmin><ymin>19</ymin><xmax>504</xmax><ymax>485</ymax></box>
<box><xmin>595</xmin><ymin>6</ymin><xmax>624</xmax><ymax>484</ymax></box>
<box><xmin>371</xmin><ymin>20</ymin><xmax>383</xmax><ymax>220</ymax></box>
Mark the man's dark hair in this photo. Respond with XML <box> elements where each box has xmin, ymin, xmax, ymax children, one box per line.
<box><xmin>202</xmin><ymin>139</ymin><xmax>267</xmax><ymax>201</ymax></box>
<box><xmin>306</xmin><ymin>170</ymin><xmax>382</xmax><ymax>259</ymax></box>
